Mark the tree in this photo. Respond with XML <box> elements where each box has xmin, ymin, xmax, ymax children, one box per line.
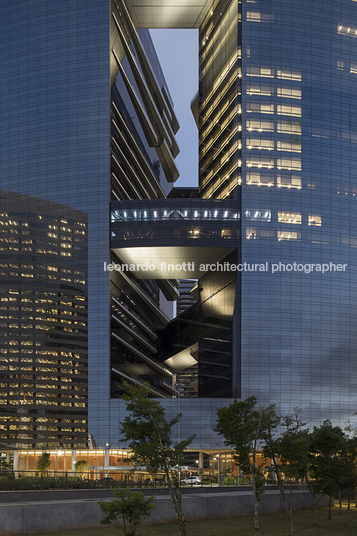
<box><xmin>119</xmin><ymin>382</ymin><xmax>195</xmax><ymax>536</ymax></box>
<box><xmin>263</xmin><ymin>408</ymin><xmax>310</xmax><ymax>536</ymax></box>
<box><xmin>0</xmin><ymin>458</ymin><xmax>11</xmax><ymax>475</ymax></box>
<box><xmin>75</xmin><ymin>459</ymin><xmax>90</xmax><ymax>478</ymax></box>
<box><xmin>215</xmin><ymin>396</ymin><xmax>274</xmax><ymax>536</ymax></box>
<box><xmin>308</xmin><ymin>420</ymin><xmax>353</xmax><ymax>522</ymax></box>
<box><xmin>36</xmin><ymin>451</ymin><xmax>52</xmax><ymax>474</ymax></box>
<box><xmin>98</xmin><ymin>487</ymin><xmax>155</xmax><ymax>536</ymax></box>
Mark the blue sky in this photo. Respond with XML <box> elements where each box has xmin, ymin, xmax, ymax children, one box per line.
<box><xmin>150</xmin><ymin>29</ymin><xmax>199</xmax><ymax>188</ymax></box>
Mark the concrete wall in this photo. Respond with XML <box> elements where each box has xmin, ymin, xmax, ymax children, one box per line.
<box><xmin>0</xmin><ymin>489</ymin><xmax>329</xmax><ymax>535</ymax></box>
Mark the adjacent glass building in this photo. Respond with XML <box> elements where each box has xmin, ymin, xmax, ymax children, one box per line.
<box><xmin>1</xmin><ymin>0</ymin><xmax>357</xmax><ymax>453</ymax></box>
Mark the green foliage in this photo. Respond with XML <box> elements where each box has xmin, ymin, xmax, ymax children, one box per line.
<box><xmin>0</xmin><ymin>458</ymin><xmax>11</xmax><ymax>474</ymax></box>
<box><xmin>308</xmin><ymin>421</ymin><xmax>357</xmax><ymax>502</ymax></box>
<box><xmin>215</xmin><ymin>397</ymin><xmax>278</xmax><ymax>536</ymax></box>
<box><xmin>215</xmin><ymin>397</ymin><xmax>276</xmax><ymax>501</ymax></box>
<box><xmin>98</xmin><ymin>487</ymin><xmax>155</xmax><ymax>536</ymax></box>
<box><xmin>119</xmin><ymin>381</ymin><xmax>193</xmax><ymax>536</ymax></box>
<box><xmin>120</xmin><ymin>381</ymin><xmax>195</xmax><ymax>476</ymax></box>
<box><xmin>36</xmin><ymin>451</ymin><xmax>52</xmax><ymax>474</ymax></box>
<box><xmin>75</xmin><ymin>460</ymin><xmax>90</xmax><ymax>474</ymax></box>
<box><xmin>265</xmin><ymin>408</ymin><xmax>310</xmax><ymax>482</ymax></box>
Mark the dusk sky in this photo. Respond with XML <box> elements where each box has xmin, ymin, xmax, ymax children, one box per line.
<box><xmin>150</xmin><ymin>29</ymin><xmax>199</xmax><ymax>188</ymax></box>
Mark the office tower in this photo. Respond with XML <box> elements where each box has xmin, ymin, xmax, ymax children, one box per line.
<box><xmin>1</xmin><ymin>0</ymin><xmax>357</xmax><ymax>454</ymax></box>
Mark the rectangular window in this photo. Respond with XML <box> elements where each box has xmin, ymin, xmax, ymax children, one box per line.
<box><xmin>277</xmin><ymin>88</ymin><xmax>301</xmax><ymax>99</ymax></box>
<box><xmin>277</xmin><ymin>158</ymin><xmax>301</xmax><ymax>170</ymax></box>
<box><xmin>277</xmin><ymin>140</ymin><xmax>301</xmax><ymax>152</ymax></box>
<box><xmin>277</xmin><ymin>70</ymin><xmax>302</xmax><ymax>81</ymax></box>
<box><xmin>246</xmin><ymin>120</ymin><xmax>274</xmax><ymax>132</ymax></box>
<box><xmin>277</xmin><ymin>175</ymin><xmax>302</xmax><ymax>189</ymax></box>
<box><xmin>277</xmin><ymin>231</ymin><xmax>300</xmax><ymax>241</ymax></box>
<box><xmin>246</xmin><ymin>85</ymin><xmax>272</xmax><ymax>96</ymax></box>
<box><xmin>247</xmin><ymin>158</ymin><xmax>273</xmax><ymax>169</ymax></box>
<box><xmin>246</xmin><ymin>66</ymin><xmax>273</xmax><ymax>78</ymax></box>
<box><xmin>308</xmin><ymin>215</ymin><xmax>322</xmax><ymax>226</ymax></box>
<box><xmin>277</xmin><ymin>121</ymin><xmax>301</xmax><ymax>134</ymax></box>
<box><xmin>277</xmin><ymin>105</ymin><xmax>301</xmax><ymax>117</ymax></box>
<box><xmin>247</xmin><ymin>139</ymin><xmax>274</xmax><ymax>150</ymax></box>
<box><xmin>278</xmin><ymin>212</ymin><xmax>302</xmax><ymax>224</ymax></box>
<box><xmin>246</xmin><ymin>172</ymin><xmax>273</xmax><ymax>186</ymax></box>
<box><xmin>247</xmin><ymin>12</ymin><xmax>261</xmax><ymax>21</ymax></box>
<box><xmin>246</xmin><ymin>103</ymin><xmax>274</xmax><ymax>114</ymax></box>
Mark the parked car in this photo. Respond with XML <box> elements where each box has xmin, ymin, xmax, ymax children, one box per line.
<box><xmin>181</xmin><ymin>476</ymin><xmax>201</xmax><ymax>485</ymax></box>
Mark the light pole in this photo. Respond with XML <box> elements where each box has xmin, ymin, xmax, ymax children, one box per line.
<box><xmin>216</xmin><ymin>444</ymin><xmax>221</xmax><ymax>486</ymax></box>
<box><xmin>94</xmin><ymin>458</ymin><xmax>97</xmax><ymax>481</ymax></box>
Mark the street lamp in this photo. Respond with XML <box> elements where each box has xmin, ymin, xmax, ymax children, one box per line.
<box><xmin>216</xmin><ymin>444</ymin><xmax>221</xmax><ymax>486</ymax></box>
<box><xmin>94</xmin><ymin>458</ymin><xmax>97</xmax><ymax>480</ymax></box>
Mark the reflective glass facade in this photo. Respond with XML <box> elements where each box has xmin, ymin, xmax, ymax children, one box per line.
<box><xmin>239</xmin><ymin>0</ymin><xmax>357</xmax><ymax>421</ymax></box>
<box><xmin>2</xmin><ymin>0</ymin><xmax>357</xmax><ymax>452</ymax></box>
<box><xmin>197</xmin><ymin>0</ymin><xmax>357</xmax><ymax>426</ymax></box>
<box><xmin>0</xmin><ymin>0</ymin><xmax>110</xmax><ymax>447</ymax></box>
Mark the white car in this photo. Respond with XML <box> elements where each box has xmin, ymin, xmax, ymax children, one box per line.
<box><xmin>181</xmin><ymin>476</ymin><xmax>201</xmax><ymax>485</ymax></box>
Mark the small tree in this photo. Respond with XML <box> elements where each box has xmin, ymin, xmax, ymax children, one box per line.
<box><xmin>75</xmin><ymin>459</ymin><xmax>90</xmax><ymax>478</ymax></box>
<box><xmin>308</xmin><ymin>420</ymin><xmax>350</xmax><ymax>522</ymax></box>
<box><xmin>98</xmin><ymin>488</ymin><xmax>155</xmax><ymax>536</ymax></box>
<box><xmin>36</xmin><ymin>451</ymin><xmax>52</xmax><ymax>474</ymax></box>
<box><xmin>263</xmin><ymin>408</ymin><xmax>310</xmax><ymax>536</ymax></box>
<box><xmin>120</xmin><ymin>381</ymin><xmax>195</xmax><ymax>536</ymax></box>
<box><xmin>215</xmin><ymin>396</ymin><xmax>274</xmax><ymax>536</ymax></box>
<box><xmin>0</xmin><ymin>458</ymin><xmax>11</xmax><ymax>475</ymax></box>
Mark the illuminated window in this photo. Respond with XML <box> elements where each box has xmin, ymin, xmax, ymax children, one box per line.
<box><xmin>337</xmin><ymin>60</ymin><xmax>344</xmax><ymax>70</ymax></box>
<box><xmin>277</xmin><ymin>105</ymin><xmax>301</xmax><ymax>117</ymax></box>
<box><xmin>246</xmin><ymin>139</ymin><xmax>274</xmax><ymax>150</ymax></box>
<box><xmin>337</xmin><ymin>24</ymin><xmax>357</xmax><ymax>37</ymax></box>
<box><xmin>247</xmin><ymin>11</ymin><xmax>261</xmax><ymax>21</ymax></box>
<box><xmin>246</xmin><ymin>228</ymin><xmax>257</xmax><ymax>239</ymax></box>
<box><xmin>246</xmin><ymin>11</ymin><xmax>273</xmax><ymax>22</ymax></box>
<box><xmin>308</xmin><ymin>215</ymin><xmax>322</xmax><ymax>226</ymax></box>
<box><xmin>277</xmin><ymin>158</ymin><xmax>301</xmax><ymax>170</ymax></box>
<box><xmin>245</xmin><ymin>210</ymin><xmax>271</xmax><ymax>221</ymax></box>
<box><xmin>277</xmin><ymin>175</ymin><xmax>302</xmax><ymax>189</ymax></box>
<box><xmin>277</xmin><ymin>231</ymin><xmax>300</xmax><ymax>241</ymax></box>
<box><xmin>246</xmin><ymin>172</ymin><xmax>273</xmax><ymax>186</ymax></box>
<box><xmin>246</xmin><ymin>103</ymin><xmax>274</xmax><ymax>114</ymax></box>
<box><xmin>246</xmin><ymin>157</ymin><xmax>273</xmax><ymax>169</ymax></box>
<box><xmin>277</xmin><ymin>69</ymin><xmax>301</xmax><ymax>81</ymax></box>
<box><xmin>246</xmin><ymin>85</ymin><xmax>272</xmax><ymax>96</ymax></box>
<box><xmin>350</xmin><ymin>63</ymin><xmax>357</xmax><ymax>74</ymax></box>
<box><xmin>246</xmin><ymin>120</ymin><xmax>274</xmax><ymax>132</ymax></box>
<box><xmin>278</xmin><ymin>212</ymin><xmax>302</xmax><ymax>224</ymax></box>
<box><xmin>277</xmin><ymin>121</ymin><xmax>301</xmax><ymax>135</ymax></box>
<box><xmin>277</xmin><ymin>141</ymin><xmax>301</xmax><ymax>153</ymax></box>
<box><xmin>277</xmin><ymin>88</ymin><xmax>301</xmax><ymax>99</ymax></box>
<box><xmin>246</xmin><ymin>66</ymin><xmax>273</xmax><ymax>78</ymax></box>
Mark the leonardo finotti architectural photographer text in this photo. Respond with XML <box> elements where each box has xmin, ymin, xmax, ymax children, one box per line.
<box><xmin>104</xmin><ymin>262</ymin><xmax>348</xmax><ymax>274</ymax></box>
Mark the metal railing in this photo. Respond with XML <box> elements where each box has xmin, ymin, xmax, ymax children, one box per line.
<box><xmin>0</xmin><ymin>470</ymin><xmax>261</xmax><ymax>491</ymax></box>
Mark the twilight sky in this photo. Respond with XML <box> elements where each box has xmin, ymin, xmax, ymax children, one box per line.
<box><xmin>150</xmin><ymin>29</ymin><xmax>199</xmax><ymax>188</ymax></box>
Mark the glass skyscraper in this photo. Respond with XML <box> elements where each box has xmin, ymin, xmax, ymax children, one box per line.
<box><xmin>1</xmin><ymin>0</ymin><xmax>357</xmax><ymax>453</ymax></box>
